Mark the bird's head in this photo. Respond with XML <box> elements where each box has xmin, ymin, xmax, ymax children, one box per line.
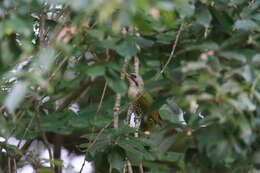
<box><xmin>126</xmin><ymin>73</ymin><xmax>144</xmax><ymax>100</ymax></box>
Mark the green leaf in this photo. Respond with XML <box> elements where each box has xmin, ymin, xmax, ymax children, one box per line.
<box><xmin>71</xmin><ymin>0</ymin><xmax>90</xmax><ymax>11</ymax></box>
<box><xmin>252</xmin><ymin>14</ymin><xmax>260</xmax><ymax>21</ymax></box>
<box><xmin>86</xmin><ymin>64</ymin><xmax>106</xmax><ymax>79</ymax></box>
<box><xmin>252</xmin><ymin>53</ymin><xmax>260</xmax><ymax>63</ymax></box>
<box><xmin>34</xmin><ymin>47</ymin><xmax>56</xmax><ymax>74</ymax></box>
<box><xmin>108</xmin><ymin>147</ymin><xmax>125</xmax><ymax>172</ymax></box>
<box><xmin>115</xmin><ymin>36</ymin><xmax>138</xmax><ymax>59</ymax></box>
<box><xmin>221</xmin><ymin>81</ymin><xmax>241</xmax><ymax>94</ymax></box>
<box><xmin>105</xmin><ymin>69</ymin><xmax>128</xmax><ymax>94</ymax></box>
<box><xmin>119</xmin><ymin>142</ymin><xmax>143</xmax><ymax>165</ymax></box>
<box><xmin>196</xmin><ymin>5</ymin><xmax>212</xmax><ymax>27</ymax></box>
<box><xmin>176</xmin><ymin>2</ymin><xmax>195</xmax><ymax>19</ymax></box>
<box><xmin>37</xmin><ymin>167</ymin><xmax>53</xmax><ymax>173</ymax></box>
<box><xmin>109</xmin><ymin>126</ymin><xmax>136</xmax><ymax>139</ymax></box>
<box><xmin>3</xmin><ymin>143</ymin><xmax>23</xmax><ymax>157</ymax></box>
<box><xmin>238</xmin><ymin>93</ymin><xmax>256</xmax><ymax>111</ymax></box>
<box><xmin>208</xmin><ymin>55</ymin><xmax>221</xmax><ymax>74</ymax></box>
<box><xmin>53</xmin><ymin>159</ymin><xmax>63</xmax><ymax>167</ymax></box>
<box><xmin>5</xmin><ymin>16</ymin><xmax>32</xmax><ymax>36</ymax></box>
<box><xmin>121</xmin><ymin>136</ymin><xmax>146</xmax><ymax>152</ymax></box>
<box><xmin>132</xmin><ymin>12</ymin><xmax>153</xmax><ymax>33</ymax></box>
<box><xmin>5</xmin><ymin>81</ymin><xmax>28</xmax><ymax>113</ymax></box>
<box><xmin>233</xmin><ymin>19</ymin><xmax>258</xmax><ymax>31</ymax></box>
<box><xmin>211</xmin><ymin>8</ymin><xmax>233</xmax><ymax>33</ymax></box>
<box><xmin>1</xmin><ymin>36</ymin><xmax>21</xmax><ymax>65</ymax></box>
<box><xmin>87</xmin><ymin>29</ymin><xmax>104</xmax><ymax>40</ymax></box>
<box><xmin>156</xmin><ymin>34</ymin><xmax>176</xmax><ymax>44</ymax></box>
<box><xmin>219</xmin><ymin>51</ymin><xmax>246</xmax><ymax>63</ymax></box>
<box><xmin>182</xmin><ymin>61</ymin><xmax>206</xmax><ymax>72</ymax></box>
<box><xmin>157</xmin><ymin>1</ymin><xmax>175</xmax><ymax>11</ymax></box>
<box><xmin>159</xmin><ymin>109</ymin><xmax>182</xmax><ymax>125</ymax></box>
<box><xmin>135</xmin><ymin>37</ymin><xmax>154</xmax><ymax>48</ymax></box>
<box><xmin>101</xmin><ymin>37</ymin><xmax>118</xmax><ymax>49</ymax></box>
<box><xmin>254</xmin><ymin>91</ymin><xmax>260</xmax><ymax>103</ymax></box>
<box><xmin>80</xmin><ymin>139</ymin><xmax>110</xmax><ymax>153</ymax></box>
<box><xmin>253</xmin><ymin>151</ymin><xmax>260</xmax><ymax>164</ymax></box>
<box><xmin>241</xmin><ymin>64</ymin><xmax>253</xmax><ymax>83</ymax></box>
<box><xmin>238</xmin><ymin>116</ymin><xmax>253</xmax><ymax>145</ymax></box>
<box><xmin>162</xmin><ymin>152</ymin><xmax>183</xmax><ymax>162</ymax></box>
<box><xmin>117</xmin><ymin>137</ymin><xmax>148</xmax><ymax>165</ymax></box>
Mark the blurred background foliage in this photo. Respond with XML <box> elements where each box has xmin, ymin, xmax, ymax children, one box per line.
<box><xmin>0</xmin><ymin>0</ymin><xmax>260</xmax><ymax>172</ymax></box>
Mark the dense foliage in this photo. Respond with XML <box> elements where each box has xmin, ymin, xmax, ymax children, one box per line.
<box><xmin>0</xmin><ymin>0</ymin><xmax>260</xmax><ymax>172</ymax></box>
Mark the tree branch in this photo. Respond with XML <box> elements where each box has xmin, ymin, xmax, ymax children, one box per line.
<box><xmin>134</xmin><ymin>56</ymin><xmax>139</xmax><ymax>74</ymax></box>
<box><xmin>156</xmin><ymin>22</ymin><xmax>184</xmax><ymax>79</ymax></box>
<box><xmin>113</xmin><ymin>59</ymin><xmax>130</xmax><ymax>128</ymax></box>
<box><xmin>127</xmin><ymin>159</ymin><xmax>133</xmax><ymax>173</ymax></box>
<box><xmin>79</xmin><ymin>120</ymin><xmax>112</xmax><ymax>173</ymax></box>
<box><xmin>39</xmin><ymin>5</ymin><xmax>49</xmax><ymax>47</ymax></box>
<box><xmin>35</xmin><ymin>108</ymin><xmax>54</xmax><ymax>170</ymax></box>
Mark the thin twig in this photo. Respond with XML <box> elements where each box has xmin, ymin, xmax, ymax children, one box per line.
<box><xmin>8</xmin><ymin>157</ymin><xmax>11</xmax><ymax>173</ymax></box>
<box><xmin>15</xmin><ymin>53</ymin><xmax>66</xmax><ymax>150</ymax></box>
<box><xmin>17</xmin><ymin>115</ymin><xmax>35</xmax><ymax>148</ymax></box>
<box><xmin>79</xmin><ymin>82</ymin><xmax>108</xmax><ymax>173</ymax></box>
<box><xmin>109</xmin><ymin>165</ymin><xmax>113</xmax><ymax>173</ymax></box>
<box><xmin>85</xmin><ymin>121</ymin><xmax>112</xmax><ymax>153</ymax></box>
<box><xmin>249</xmin><ymin>0</ymin><xmax>256</xmax><ymax>6</ymax></box>
<box><xmin>14</xmin><ymin>51</ymin><xmax>68</xmax><ymax>153</ymax></box>
<box><xmin>13</xmin><ymin>159</ymin><xmax>17</xmax><ymax>173</ymax></box>
<box><xmin>31</xmin><ymin>7</ymin><xmax>56</xmax><ymax>169</ymax></box>
<box><xmin>95</xmin><ymin>49</ymin><xmax>109</xmax><ymax>114</ymax></box>
<box><xmin>10</xmin><ymin>51</ymin><xmax>64</xmax><ymax>148</ymax></box>
<box><xmin>79</xmin><ymin>121</ymin><xmax>112</xmax><ymax>173</ymax></box>
<box><xmin>156</xmin><ymin>22</ymin><xmax>184</xmax><ymax>80</ymax></box>
<box><xmin>79</xmin><ymin>50</ymin><xmax>110</xmax><ymax>173</ymax></box>
<box><xmin>35</xmin><ymin>109</ymin><xmax>54</xmax><ymax>170</ymax></box>
<box><xmin>78</xmin><ymin>159</ymin><xmax>86</xmax><ymax>173</ymax></box>
<box><xmin>96</xmin><ymin>82</ymin><xmax>108</xmax><ymax>114</ymax></box>
<box><xmin>16</xmin><ymin>139</ymin><xmax>33</xmax><ymax>162</ymax></box>
<box><xmin>49</xmin><ymin>5</ymin><xmax>71</xmax><ymax>46</ymax></box>
<box><xmin>204</xmin><ymin>27</ymin><xmax>209</xmax><ymax>39</ymax></box>
<box><xmin>113</xmin><ymin>59</ymin><xmax>130</xmax><ymax>128</ymax></box>
<box><xmin>250</xmin><ymin>75</ymin><xmax>260</xmax><ymax>99</ymax></box>
<box><xmin>39</xmin><ymin>5</ymin><xmax>48</xmax><ymax>47</ymax></box>
<box><xmin>127</xmin><ymin>159</ymin><xmax>133</xmax><ymax>173</ymax></box>
<box><xmin>134</xmin><ymin>56</ymin><xmax>139</xmax><ymax>74</ymax></box>
<box><xmin>8</xmin><ymin>110</ymin><xmax>26</xmax><ymax>140</ymax></box>
<box><xmin>8</xmin><ymin>97</ymin><xmax>34</xmax><ymax>142</ymax></box>
<box><xmin>139</xmin><ymin>164</ymin><xmax>144</xmax><ymax>173</ymax></box>
<box><xmin>114</xmin><ymin>93</ymin><xmax>121</xmax><ymax>129</ymax></box>
<box><xmin>47</xmin><ymin>52</ymin><xmax>65</xmax><ymax>81</ymax></box>
<box><xmin>123</xmin><ymin>160</ymin><xmax>127</xmax><ymax>173</ymax></box>
<box><xmin>54</xmin><ymin>3</ymin><xmax>70</xmax><ymax>21</ymax></box>
<box><xmin>0</xmin><ymin>105</ymin><xmax>5</xmax><ymax>113</ymax></box>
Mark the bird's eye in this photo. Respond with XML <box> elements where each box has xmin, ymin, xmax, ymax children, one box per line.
<box><xmin>130</xmin><ymin>74</ymin><xmax>136</xmax><ymax>78</ymax></box>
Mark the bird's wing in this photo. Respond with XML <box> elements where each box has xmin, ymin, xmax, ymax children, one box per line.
<box><xmin>137</xmin><ymin>91</ymin><xmax>154</xmax><ymax>112</ymax></box>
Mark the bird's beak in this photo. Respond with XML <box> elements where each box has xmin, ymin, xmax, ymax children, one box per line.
<box><xmin>125</xmin><ymin>72</ymin><xmax>131</xmax><ymax>81</ymax></box>
<box><xmin>125</xmin><ymin>72</ymin><xmax>130</xmax><ymax>78</ymax></box>
<box><xmin>125</xmin><ymin>72</ymin><xmax>138</xmax><ymax>85</ymax></box>
<box><xmin>125</xmin><ymin>72</ymin><xmax>134</xmax><ymax>80</ymax></box>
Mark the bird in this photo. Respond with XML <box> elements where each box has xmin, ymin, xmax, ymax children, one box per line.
<box><xmin>126</xmin><ymin>73</ymin><xmax>161</xmax><ymax>130</ymax></box>
<box><xmin>127</xmin><ymin>73</ymin><xmax>190</xmax><ymax>153</ymax></box>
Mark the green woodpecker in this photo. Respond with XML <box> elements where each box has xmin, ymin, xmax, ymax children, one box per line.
<box><xmin>127</xmin><ymin>73</ymin><xmax>161</xmax><ymax>130</ymax></box>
